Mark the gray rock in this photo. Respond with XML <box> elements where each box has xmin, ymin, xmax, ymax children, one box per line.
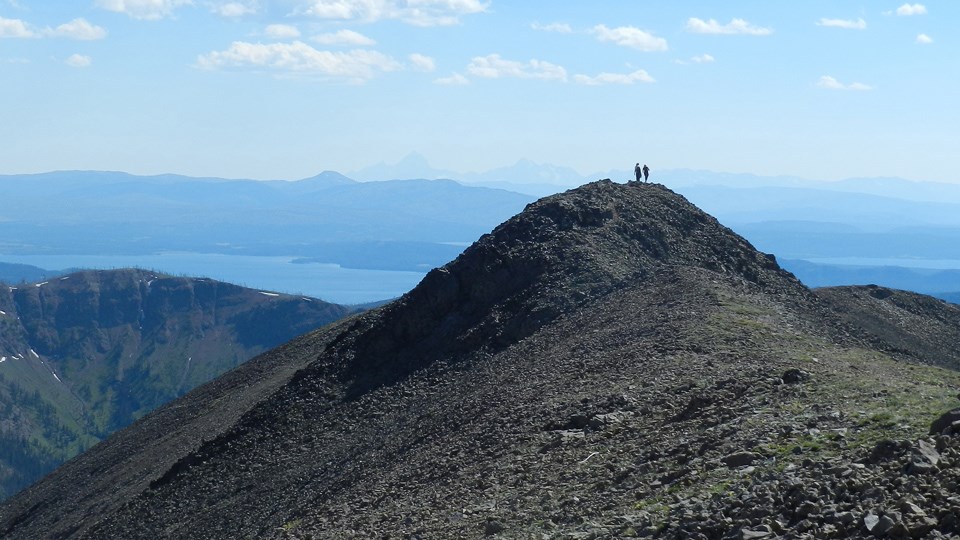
<box><xmin>740</xmin><ymin>525</ymin><xmax>772</xmax><ymax>539</ymax></box>
<box><xmin>913</xmin><ymin>439</ymin><xmax>941</xmax><ymax>466</ymax></box>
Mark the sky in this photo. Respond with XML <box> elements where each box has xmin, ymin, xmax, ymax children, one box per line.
<box><xmin>1</xmin><ymin>1</ymin><xmax>957</xmax><ymax>182</ymax></box>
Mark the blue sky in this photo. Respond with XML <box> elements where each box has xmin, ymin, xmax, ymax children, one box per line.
<box><xmin>1</xmin><ymin>1</ymin><xmax>956</xmax><ymax>182</ymax></box>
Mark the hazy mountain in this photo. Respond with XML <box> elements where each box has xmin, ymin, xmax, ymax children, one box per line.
<box><xmin>350</xmin><ymin>153</ymin><xmax>586</xmax><ymax>189</ymax></box>
<box><xmin>3</xmin><ymin>181</ymin><xmax>959</xmax><ymax>539</ymax></box>
<box><xmin>348</xmin><ymin>152</ymin><xmax>460</xmax><ymax>181</ymax></box>
<box><xmin>0</xmin><ymin>262</ymin><xmax>61</xmax><ymax>285</ymax></box>
<box><xmin>0</xmin><ymin>171</ymin><xmax>533</xmax><ymax>273</ymax></box>
<box><xmin>0</xmin><ymin>269</ymin><xmax>355</xmax><ymax>499</ymax></box>
<box><xmin>780</xmin><ymin>259</ymin><xmax>960</xmax><ymax>298</ymax></box>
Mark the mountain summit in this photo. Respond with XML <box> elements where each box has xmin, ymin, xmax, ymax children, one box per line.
<box><xmin>3</xmin><ymin>181</ymin><xmax>960</xmax><ymax>539</ymax></box>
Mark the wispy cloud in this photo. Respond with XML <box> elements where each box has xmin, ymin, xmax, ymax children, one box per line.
<box><xmin>65</xmin><ymin>53</ymin><xmax>92</xmax><ymax>67</ymax></box>
<box><xmin>197</xmin><ymin>41</ymin><xmax>401</xmax><ymax>82</ymax></box>
<box><xmin>408</xmin><ymin>53</ymin><xmax>435</xmax><ymax>72</ymax></box>
<box><xmin>296</xmin><ymin>0</ymin><xmax>489</xmax><ymax>27</ymax></box>
<box><xmin>574</xmin><ymin>69</ymin><xmax>654</xmax><ymax>86</ymax></box>
<box><xmin>816</xmin><ymin>75</ymin><xmax>873</xmax><ymax>91</ymax></box>
<box><xmin>691</xmin><ymin>54</ymin><xmax>715</xmax><ymax>63</ymax></box>
<box><xmin>96</xmin><ymin>0</ymin><xmax>193</xmax><ymax>20</ymax></box>
<box><xmin>916</xmin><ymin>33</ymin><xmax>933</xmax><ymax>44</ymax></box>
<box><xmin>211</xmin><ymin>1</ymin><xmax>258</xmax><ymax>18</ymax></box>
<box><xmin>1</xmin><ymin>16</ymin><xmax>107</xmax><ymax>40</ymax></box>
<box><xmin>467</xmin><ymin>54</ymin><xmax>566</xmax><ymax>81</ymax></box>
<box><xmin>434</xmin><ymin>72</ymin><xmax>468</xmax><ymax>85</ymax></box>
<box><xmin>312</xmin><ymin>29</ymin><xmax>374</xmax><ymax>46</ymax></box>
<box><xmin>531</xmin><ymin>21</ymin><xmax>572</xmax><ymax>34</ymax></box>
<box><xmin>264</xmin><ymin>24</ymin><xmax>300</xmax><ymax>39</ymax></box>
<box><xmin>817</xmin><ymin>17</ymin><xmax>866</xmax><ymax>30</ymax></box>
<box><xmin>896</xmin><ymin>3</ymin><xmax>927</xmax><ymax>16</ymax></box>
<box><xmin>50</xmin><ymin>18</ymin><xmax>108</xmax><ymax>40</ymax></box>
<box><xmin>591</xmin><ymin>24</ymin><xmax>667</xmax><ymax>51</ymax></box>
<box><xmin>686</xmin><ymin>18</ymin><xmax>772</xmax><ymax>36</ymax></box>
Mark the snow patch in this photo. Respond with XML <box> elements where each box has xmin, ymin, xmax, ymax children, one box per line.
<box><xmin>30</xmin><ymin>349</ymin><xmax>39</xmax><ymax>359</ymax></box>
<box><xmin>52</xmin><ymin>372</ymin><xmax>62</xmax><ymax>383</ymax></box>
<box><xmin>302</xmin><ymin>297</ymin><xmax>313</xmax><ymax>302</ymax></box>
<box><xmin>0</xmin><ymin>310</ymin><xmax>6</xmax><ymax>315</ymax></box>
<box><xmin>36</xmin><ymin>281</ymin><xmax>48</xmax><ymax>287</ymax></box>
<box><xmin>259</xmin><ymin>291</ymin><xmax>280</xmax><ymax>297</ymax></box>
<box><xmin>0</xmin><ymin>357</ymin><xmax>6</xmax><ymax>363</ymax></box>
<box><xmin>60</xmin><ymin>276</ymin><xmax>70</xmax><ymax>280</ymax></box>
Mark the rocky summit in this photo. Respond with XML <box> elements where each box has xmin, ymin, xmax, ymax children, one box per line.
<box><xmin>2</xmin><ymin>180</ymin><xmax>960</xmax><ymax>539</ymax></box>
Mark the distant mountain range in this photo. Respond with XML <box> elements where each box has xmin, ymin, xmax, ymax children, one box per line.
<box><xmin>0</xmin><ymin>269</ymin><xmax>354</xmax><ymax>499</ymax></box>
<box><xmin>4</xmin><ymin>163</ymin><xmax>960</xmax><ymax>301</ymax></box>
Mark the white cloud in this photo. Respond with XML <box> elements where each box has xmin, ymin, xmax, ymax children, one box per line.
<box><xmin>691</xmin><ymin>54</ymin><xmax>715</xmax><ymax>63</ymax></box>
<box><xmin>408</xmin><ymin>53</ymin><xmax>435</xmax><ymax>72</ymax></box>
<box><xmin>96</xmin><ymin>0</ymin><xmax>193</xmax><ymax>20</ymax></box>
<box><xmin>896</xmin><ymin>3</ymin><xmax>927</xmax><ymax>16</ymax></box>
<box><xmin>0</xmin><ymin>16</ymin><xmax>37</xmax><ymax>38</ymax></box>
<box><xmin>265</xmin><ymin>24</ymin><xmax>300</xmax><ymax>39</ymax></box>
<box><xmin>916</xmin><ymin>33</ymin><xmax>933</xmax><ymax>44</ymax></box>
<box><xmin>591</xmin><ymin>24</ymin><xmax>667</xmax><ymax>52</ymax></box>
<box><xmin>574</xmin><ymin>69</ymin><xmax>654</xmax><ymax>86</ymax></box>
<box><xmin>816</xmin><ymin>75</ymin><xmax>873</xmax><ymax>91</ymax></box>
<box><xmin>312</xmin><ymin>29</ymin><xmax>374</xmax><ymax>46</ymax></box>
<box><xmin>49</xmin><ymin>18</ymin><xmax>108</xmax><ymax>40</ymax></box>
<box><xmin>817</xmin><ymin>17</ymin><xmax>866</xmax><ymax>30</ymax></box>
<box><xmin>531</xmin><ymin>21</ymin><xmax>572</xmax><ymax>33</ymax></box>
<box><xmin>297</xmin><ymin>0</ymin><xmax>488</xmax><ymax>27</ymax></box>
<box><xmin>686</xmin><ymin>17</ymin><xmax>773</xmax><ymax>36</ymax></box>
<box><xmin>466</xmin><ymin>54</ymin><xmax>566</xmax><ymax>81</ymax></box>
<box><xmin>65</xmin><ymin>54</ymin><xmax>92</xmax><ymax>67</ymax></box>
<box><xmin>434</xmin><ymin>72</ymin><xmax>468</xmax><ymax>85</ymax></box>
<box><xmin>211</xmin><ymin>1</ymin><xmax>258</xmax><ymax>17</ymax></box>
<box><xmin>196</xmin><ymin>40</ymin><xmax>401</xmax><ymax>82</ymax></box>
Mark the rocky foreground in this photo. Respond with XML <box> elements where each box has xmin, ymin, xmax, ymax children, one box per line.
<box><xmin>2</xmin><ymin>181</ymin><xmax>960</xmax><ymax>539</ymax></box>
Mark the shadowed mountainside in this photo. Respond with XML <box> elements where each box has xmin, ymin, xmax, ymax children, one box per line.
<box><xmin>0</xmin><ymin>269</ymin><xmax>355</xmax><ymax>499</ymax></box>
<box><xmin>2</xmin><ymin>181</ymin><xmax>960</xmax><ymax>539</ymax></box>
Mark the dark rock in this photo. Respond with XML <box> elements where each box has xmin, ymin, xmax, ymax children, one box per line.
<box><xmin>930</xmin><ymin>409</ymin><xmax>960</xmax><ymax>435</ymax></box>
<box><xmin>722</xmin><ymin>452</ymin><xmax>760</xmax><ymax>468</ymax></box>
<box><xmin>781</xmin><ymin>368</ymin><xmax>811</xmax><ymax>384</ymax></box>
<box><xmin>484</xmin><ymin>520</ymin><xmax>505</xmax><ymax>535</ymax></box>
<box><xmin>870</xmin><ymin>439</ymin><xmax>906</xmax><ymax>463</ymax></box>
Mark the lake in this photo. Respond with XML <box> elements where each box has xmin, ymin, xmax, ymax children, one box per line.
<box><xmin>0</xmin><ymin>252</ymin><xmax>427</xmax><ymax>305</ymax></box>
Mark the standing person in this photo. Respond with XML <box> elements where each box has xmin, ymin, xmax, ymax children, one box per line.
<box><xmin>642</xmin><ymin>164</ymin><xmax>650</xmax><ymax>182</ymax></box>
<box><xmin>634</xmin><ymin>163</ymin><xmax>642</xmax><ymax>183</ymax></box>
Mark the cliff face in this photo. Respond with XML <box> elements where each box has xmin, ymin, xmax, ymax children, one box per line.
<box><xmin>0</xmin><ymin>269</ymin><xmax>354</xmax><ymax>499</ymax></box>
<box><xmin>2</xmin><ymin>181</ymin><xmax>960</xmax><ymax>539</ymax></box>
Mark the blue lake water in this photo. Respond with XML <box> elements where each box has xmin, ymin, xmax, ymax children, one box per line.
<box><xmin>0</xmin><ymin>253</ymin><xmax>427</xmax><ymax>305</ymax></box>
<box><xmin>805</xmin><ymin>257</ymin><xmax>960</xmax><ymax>270</ymax></box>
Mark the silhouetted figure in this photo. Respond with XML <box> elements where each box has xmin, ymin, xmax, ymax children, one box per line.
<box><xmin>634</xmin><ymin>163</ymin><xmax>642</xmax><ymax>183</ymax></box>
<box><xmin>642</xmin><ymin>164</ymin><xmax>650</xmax><ymax>182</ymax></box>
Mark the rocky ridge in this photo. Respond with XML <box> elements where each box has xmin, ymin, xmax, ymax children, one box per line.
<box><xmin>1</xmin><ymin>181</ymin><xmax>959</xmax><ymax>539</ymax></box>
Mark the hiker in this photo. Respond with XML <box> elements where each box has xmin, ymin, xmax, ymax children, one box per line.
<box><xmin>642</xmin><ymin>164</ymin><xmax>650</xmax><ymax>182</ymax></box>
<box><xmin>634</xmin><ymin>163</ymin><xmax>642</xmax><ymax>183</ymax></box>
